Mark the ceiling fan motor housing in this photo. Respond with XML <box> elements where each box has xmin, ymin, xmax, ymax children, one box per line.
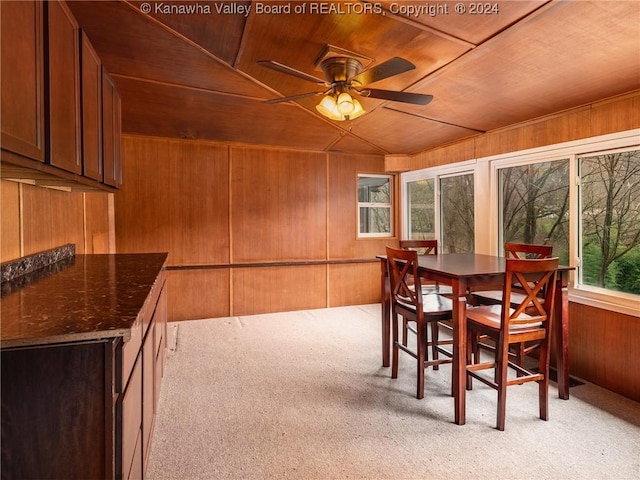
<box><xmin>321</xmin><ymin>57</ymin><xmax>364</xmax><ymax>85</ymax></box>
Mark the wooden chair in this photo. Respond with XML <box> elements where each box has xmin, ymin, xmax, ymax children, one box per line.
<box><xmin>470</xmin><ymin>242</ymin><xmax>553</xmax><ymax>368</ymax></box>
<box><xmin>398</xmin><ymin>240</ymin><xmax>452</xmax><ymax>369</ymax></box>
<box><xmin>386</xmin><ymin>246</ymin><xmax>453</xmax><ymax>399</ymax></box>
<box><xmin>465</xmin><ymin>256</ymin><xmax>559</xmax><ymax>430</ymax></box>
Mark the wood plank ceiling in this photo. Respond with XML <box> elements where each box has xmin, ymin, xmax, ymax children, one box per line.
<box><xmin>68</xmin><ymin>1</ymin><xmax>640</xmax><ymax>155</ymax></box>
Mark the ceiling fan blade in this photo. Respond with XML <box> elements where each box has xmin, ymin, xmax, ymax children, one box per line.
<box><xmin>257</xmin><ymin>60</ymin><xmax>326</xmax><ymax>85</ymax></box>
<box><xmin>264</xmin><ymin>91</ymin><xmax>326</xmax><ymax>104</ymax></box>
<box><xmin>351</xmin><ymin>57</ymin><xmax>415</xmax><ymax>86</ymax></box>
<box><xmin>360</xmin><ymin>88</ymin><xmax>433</xmax><ymax>106</ymax></box>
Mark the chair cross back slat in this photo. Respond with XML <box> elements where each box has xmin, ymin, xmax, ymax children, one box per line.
<box><xmin>504</xmin><ymin>258</ymin><xmax>558</xmax><ymax>326</ymax></box>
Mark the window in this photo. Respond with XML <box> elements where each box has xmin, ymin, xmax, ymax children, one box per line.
<box><xmin>498</xmin><ymin>159</ymin><xmax>570</xmax><ymax>264</ymax></box>
<box><xmin>401</xmin><ymin>129</ymin><xmax>640</xmax><ymax>316</ymax></box>
<box><xmin>441</xmin><ymin>173</ymin><xmax>474</xmax><ymax>253</ymax></box>
<box><xmin>402</xmin><ymin>162</ymin><xmax>475</xmax><ymax>253</ymax></box>
<box><xmin>406</xmin><ymin>179</ymin><xmax>434</xmax><ymax>240</ymax></box>
<box><xmin>358</xmin><ymin>174</ymin><xmax>393</xmax><ymax>237</ymax></box>
<box><xmin>579</xmin><ymin>149</ymin><xmax>640</xmax><ymax>295</ymax></box>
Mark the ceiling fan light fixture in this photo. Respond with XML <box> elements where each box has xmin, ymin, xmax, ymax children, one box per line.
<box><xmin>337</xmin><ymin>92</ymin><xmax>355</xmax><ymax>114</ymax></box>
<box><xmin>316</xmin><ymin>94</ymin><xmax>343</xmax><ymax>120</ymax></box>
<box><xmin>316</xmin><ymin>92</ymin><xmax>366</xmax><ymax>121</ymax></box>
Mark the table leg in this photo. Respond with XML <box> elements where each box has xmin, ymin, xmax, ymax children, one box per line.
<box><xmin>452</xmin><ymin>278</ymin><xmax>467</xmax><ymax>425</ymax></box>
<box><xmin>380</xmin><ymin>259</ymin><xmax>391</xmax><ymax>367</ymax></box>
<box><xmin>555</xmin><ymin>274</ymin><xmax>570</xmax><ymax>399</ymax></box>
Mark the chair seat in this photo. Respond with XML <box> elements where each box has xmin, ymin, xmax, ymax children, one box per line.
<box><xmin>473</xmin><ymin>290</ymin><xmax>544</xmax><ymax>307</ymax></box>
<box><xmin>398</xmin><ymin>293</ymin><xmax>453</xmax><ymax>314</ymax></box>
<box><xmin>467</xmin><ymin>304</ymin><xmax>542</xmax><ymax>331</ymax></box>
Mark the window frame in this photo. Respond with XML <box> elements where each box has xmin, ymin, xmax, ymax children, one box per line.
<box><xmin>357</xmin><ymin>173</ymin><xmax>394</xmax><ymax>238</ymax></box>
<box><xmin>401</xmin><ymin>129</ymin><xmax>640</xmax><ymax>317</ymax></box>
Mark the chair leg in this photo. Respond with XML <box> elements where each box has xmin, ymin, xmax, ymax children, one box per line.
<box><xmin>391</xmin><ymin>313</ymin><xmax>400</xmax><ymax>380</ymax></box>
<box><xmin>538</xmin><ymin>342</ymin><xmax>550</xmax><ymax>421</ymax></box>
<box><xmin>466</xmin><ymin>327</ymin><xmax>474</xmax><ymax>391</ymax></box>
<box><xmin>416</xmin><ymin>322</ymin><xmax>426</xmax><ymax>399</ymax></box>
<box><xmin>431</xmin><ymin>322</ymin><xmax>439</xmax><ymax>370</ymax></box>
<box><xmin>402</xmin><ymin>318</ymin><xmax>408</xmax><ymax>347</ymax></box>
<box><xmin>496</xmin><ymin>338</ymin><xmax>509</xmax><ymax>431</ymax></box>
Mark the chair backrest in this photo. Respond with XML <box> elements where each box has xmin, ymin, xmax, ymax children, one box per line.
<box><xmin>399</xmin><ymin>240</ymin><xmax>438</xmax><ymax>255</ymax></box>
<box><xmin>504</xmin><ymin>242</ymin><xmax>553</xmax><ymax>259</ymax></box>
<box><xmin>386</xmin><ymin>246</ymin><xmax>423</xmax><ymax>313</ymax></box>
<box><xmin>502</xmin><ymin>257</ymin><xmax>559</xmax><ymax>328</ymax></box>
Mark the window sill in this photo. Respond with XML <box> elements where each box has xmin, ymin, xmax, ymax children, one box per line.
<box><xmin>568</xmin><ymin>288</ymin><xmax>639</xmax><ymax>318</ymax></box>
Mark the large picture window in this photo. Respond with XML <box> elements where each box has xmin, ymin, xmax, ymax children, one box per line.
<box><xmin>358</xmin><ymin>174</ymin><xmax>393</xmax><ymax>237</ymax></box>
<box><xmin>579</xmin><ymin>149</ymin><xmax>640</xmax><ymax>295</ymax></box>
<box><xmin>498</xmin><ymin>159</ymin><xmax>570</xmax><ymax>264</ymax></box>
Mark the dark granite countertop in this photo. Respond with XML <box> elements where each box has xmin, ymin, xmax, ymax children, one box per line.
<box><xmin>1</xmin><ymin>253</ymin><xmax>168</xmax><ymax>348</ymax></box>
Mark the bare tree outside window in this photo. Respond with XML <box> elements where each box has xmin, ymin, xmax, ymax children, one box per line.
<box><xmin>441</xmin><ymin>173</ymin><xmax>474</xmax><ymax>253</ymax></box>
<box><xmin>407</xmin><ymin>179</ymin><xmax>435</xmax><ymax>240</ymax></box>
<box><xmin>580</xmin><ymin>150</ymin><xmax>640</xmax><ymax>294</ymax></box>
<box><xmin>499</xmin><ymin>160</ymin><xmax>570</xmax><ymax>264</ymax></box>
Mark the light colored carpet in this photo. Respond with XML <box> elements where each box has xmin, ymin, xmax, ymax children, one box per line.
<box><xmin>146</xmin><ymin>304</ymin><xmax>640</xmax><ymax>480</ymax></box>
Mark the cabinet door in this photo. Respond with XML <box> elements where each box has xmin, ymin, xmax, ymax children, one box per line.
<box><xmin>0</xmin><ymin>0</ymin><xmax>45</xmax><ymax>162</ymax></box>
<box><xmin>103</xmin><ymin>70</ymin><xmax>123</xmax><ymax>187</ymax></box>
<box><xmin>120</xmin><ymin>355</ymin><xmax>143</xmax><ymax>480</ymax></box>
<box><xmin>46</xmin><ymin>0</ymin><xmax>81</xmax><ymax>174</ymax></box>
<box><xmin>81</xmin><ymin>31</ymin><xmax>102</xmax><ymax>181</ymax></box>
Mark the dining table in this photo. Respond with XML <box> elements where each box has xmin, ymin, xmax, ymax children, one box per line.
<box><xmin>377</xmin><ymin>252</ymin><xmax>573</xmax><ymax>426</ymax></box>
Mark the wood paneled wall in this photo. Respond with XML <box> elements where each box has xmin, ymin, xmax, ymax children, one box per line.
<box><xmin>569</xmin><ymin>303</ymin><xmax>640</xmax><ymax>402</ymax></box>
<box><xmin>115</xmin><ymin>136</ymin><xmax>391</xmax><ymax>321</ymax></box>
<box><xmin>0</xmin><ymin>180</ymin><xmax>112</xmax><ymax>262</ymax></box>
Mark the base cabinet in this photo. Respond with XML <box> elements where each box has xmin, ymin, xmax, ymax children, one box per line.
<box><xmin>0</xmin><ymin>279</ymin><xmax>167</xmax><ymax>479</ymax></box>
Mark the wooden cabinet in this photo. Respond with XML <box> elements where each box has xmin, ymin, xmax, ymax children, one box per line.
<box><xmin>1</xmin><ymin>266</ymin><xmax>167</xmax><ymax>479</ymax></box>
<box><xmin>103</xmin><ymin>71</ymin><xmax>123</xmax><ymax>187</ymax></box>
<box><xmin>0</xmin><ymin>0</ymin><xmax>46</xmax><ymax>163</ymax></box>
<box><xmin>81</xmin><ymin>31</ymin><xmax>103</xmax><ymax>181</ymax></box>
<box><xmin>0</xmin><ymin>0</ymin><xmax>122</xmax><ymax>191</ymax></box>
<box><xmin>46</xmin><ymin>0</ymin><xmax>82</xmax><ymax>174</ymax></box>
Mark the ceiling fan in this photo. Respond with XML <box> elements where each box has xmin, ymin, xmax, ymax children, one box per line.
<box><xmin>257</xmin><ymin>56</ymin><xmax>433</xmax><ymax>121</ymax></box>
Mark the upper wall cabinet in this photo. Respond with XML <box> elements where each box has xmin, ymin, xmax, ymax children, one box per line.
<box><xmin>103</xmin><ymin>71</ymin><xmax>123</xmax><ymax>188</ymax></box>
<box><xmin>81</xmin><ymin>31</ymin><xmax>103</xmax><ymax>181</ymax></box>
<box><xmin>0</xmin><ymin>0</ymin><xmax>121</xmax><ymax>192</ymax></box>
<box><xmin>0</xmin><ymin>1</ymin><xmax>46</xmax><ymax>163</ymax></box>
<box><xmin>46</xmin><ymin>0</ymin><xmax>81</xmax><ymax>175</ymax></box>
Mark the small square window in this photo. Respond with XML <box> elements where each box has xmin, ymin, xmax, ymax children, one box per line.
<box><xmin>358</xmin><ymin>174</ymin><xmax>393</xmax><ymax>237</ymax></box>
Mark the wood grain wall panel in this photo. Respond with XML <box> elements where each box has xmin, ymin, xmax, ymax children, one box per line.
<box><xmin>410</xmin><ymin>139</ymin><xmax>476</xmax><ymax>171</ymax></box>
<box><xmin>167</xmin><ymin>269</ymin><xmax>230</xmax><ymax>321</ymax></box>
<box><xmin>232</xmin><ymin>265</ymin><xmax>326</xmax><ymax>316</ymax></box>
<box><xmin>569</xmin><ymin>303</ymin><xmax>640</xmax><ymax>402</ymax></box>
<box><xmin>328</xmin><ymin>153</ymin><xmax>394</xmax><ymax>260</ymax></box>
<box><xmin>1</xmin><ymin>181</ymin><xmax>21</xmax><ymax>262</ymax></box>
<box><xmin>167</xmin><ymin>139</ymin><xmax>229</xmax><ymax>265</ymax></box>
<box><xmin>21</xmin><ymin>184</ymin><xmax>85</xmax><ymax>255</ymax></box>
<box><xmin>84</xmin><ymin>193</ymin><xmax>111</xmax><ymax>253</ymax></box>
<box><xmin>589</xmin><ymin>92</ymin><xmax>640</xmax><ymax>136</ymax></box>
<box><xmin>475</xmin><ymin>107</ymin><xmax>591</xmax><ymax>159</ymax></box>
<box><xmin>230</xmin><ymin>147</ymin><xmax>327</xmax><ymax>263</ymax></box>
<box><xmin>115</xmin><ymin>136</ymin><xmax>172</xmax><ymax>257</ymax></box>
<box><xmin>328</xmin><ymin>262</ymin><xmax>381</xmax><ymax>307</ymax></box>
